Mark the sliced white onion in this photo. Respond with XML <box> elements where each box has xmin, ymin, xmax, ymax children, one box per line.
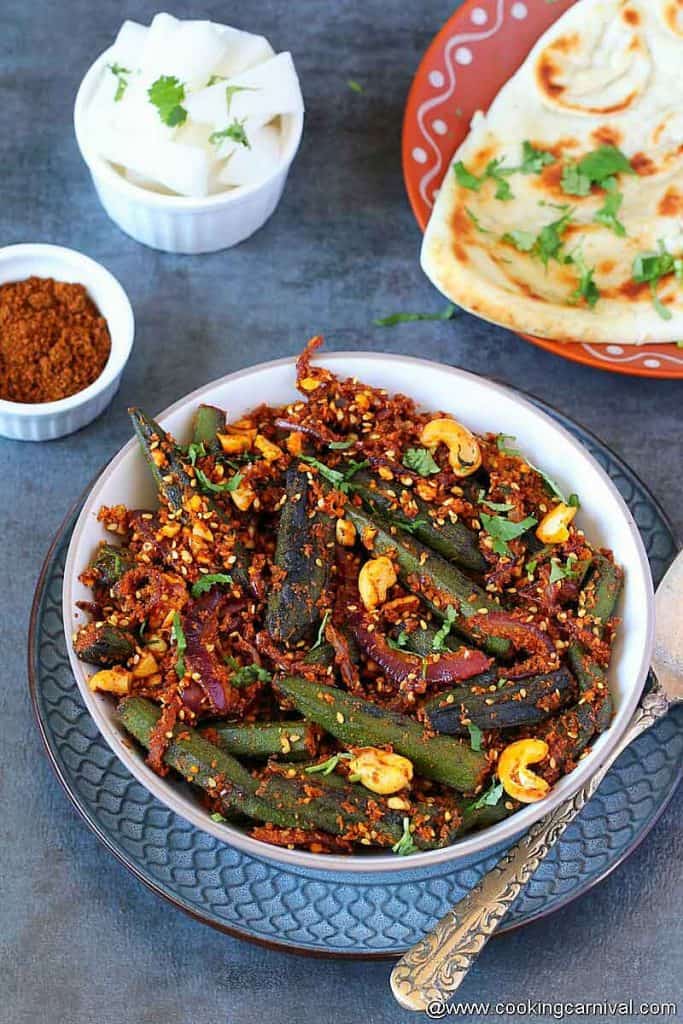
<box><xmin>185</xmin><ymin>52</ymin><xmax>303</xmax><ymax>129</ymax></box>
<box><xmin>213</xmin><ymin>27</ymin><xmax>275</xmax><ymax>77</ymax></box>
<box><xmin>217</xmin><ymin>123</ymin><xmax>282</xmax><ymax>188</ymax></box>
<box><xmin>109</xmin><ymin>20</ymin><xmax>147</xmax><ymax>69</ymax></box>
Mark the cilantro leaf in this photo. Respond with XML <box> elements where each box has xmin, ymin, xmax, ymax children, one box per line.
<box><xmin>465</xmin><ymin>207</ymin><xmax>491</xmax><ymax>233</ymax></box>
<box><xmin>107</xmin><ymin>63</ymin><xmax>131</xmax><ymax>102</ymax></box>
<box><xmin>502</xmin><ymin>229</ymin><xmax>535</xmax><ymax>253</ymax></box>
<box><xmin>632</xmin><ymin>243</ymin><xmax>679</xmax><ymax>320</ymax></box>
<box><xmin>480</xmin><ymin>512</ymin><xmax>537</xmax><ymax>555</ymax></box>
<box><xmin>562</xmin><ymin>145</ymin><xmax>634</xmax><ymax>197</ymax></box>
<box><xmin>453</xmin><ymin>160</ymin><xmax>482</xmax><ymax>191</ymax></box>
<box><xmin>432</xmin><ymin>606</ymin><xmax>457</xmax><ymax>653</ymax></box>
<box><xmin>223</xmin><ymin>656</ymin><xmax>272</xmax><ymax>686</ymax></box>
<box><xmin>196</xmin><ymin>468</ymin><xmax>243</xmax><ymax>494</ymax></box>
<box><xmin>467</xmin><ymin>780</ymin><xmax>504</xmax><ymax>812</ymax></box>
<box><xmin>328</xmin><ymin>439</ymin><xmax>355</xmax><ymax>450</ymax></box>
<box><xmin>549</xmin><ymin>553</ymin><xmax>579</xmax><ymax>584</ymax></box>
<box><xmin>207</xmin><ymin>74</ymin><xmax>226</xmax><ymax>87</ymax></box>
<box><xmin>311</xmin><ymin>609</ymin><xmax>331</xmax><ymax>651</ymax></box>
<box><xmin>186</xmin><ymin>441</ymin><xmax>206</xmax><ymax>467</ymax></box>
<box><xmin>148</xmin><ymin>75</ymin><xmax>187</xmax><ymax>126</ymax></box>
<box><xmin>386</xmin><ymin>631</ymin><xmax>410</xmax><ymax>652</ymax></box>
<box><xmin>477</xmin><ymin>490</ymin><xmax>515</xmax><ymax>513</ymax></box>
<box><xmin>225</xmin><ymin>84</ymin><xmax>256</xmax><ymax>112</ymax></box>
<box><xmin>403</xmin><ymin>447</ymin><xmax>440</xmax><ymax>477</ymax></box>
<box><xmin>347</xmin><ymin>79</ymin><xmax>364</xmax><ymax>93</ymax></box>
<box><xmin>467</xmin><ymin>721</ymin><xmax>483</xmax><ymax>752</ymax></box>
<box><xmin>209</xmin><ymin>118</ymin><xmax>250</xmax><ymax>149</ymax></box>
<box><xmin>519</xmin><ymin>141</ymin><xmax>555</xmax><ymax>175</ymax></box>
<box><xmin>373</xmin><ymin>305</ymin><xmax>458</xmax><ymax>326</ymax></box>
<box><xmin>191</xmin><ymin>573</ymin><xmax>233</xmax><ymax>598</ymax></box>
<box><xmin>496</xmin><ymin>433</ymin><xmax>521</xmax><ymax>456</ymax></box>
<box><xmin>170</xmin><ymin>612</ymin><xmax>187</xmax><ymax>679</ymax></box>
<box><xmin>595</xmin><ymin>181</ymin><xmax>626</xmax><ymax>237</ymax></box>
<box><xmin>485</xmin><ymin>158</ymin><xmax>515</xmax><ymax>200</ymax></box>
<box><xmin>210</xmin><ymin>812</ymin><xmax>227</xmax><ymax>823</ymax></box>
<box><xmin>561</xmin><ymin>164</ymin><xmax>592</xmax><ymax>197</ymax></box>
<box><xmin>503</xmin><ymin>212</ymin><xmax>573</xmax><ymax>267</ymax></box>
<box><xmin>569</xmin><ymin>250</ymin><xmax>600</xmax><ymax>308</ymax></box>
<box><xmin>392</xmin><ymin>817</ymin><xmax>419</xmax><ymax>856</ymax></box>
<box><xmin>305</xmin><ymin>752</ymin><xmax>352</xmax><ymax>775</ymax></box>
<box><xmin>299</xmin><ymin>456</ymin><xmax>367</xmax><ymax>493</ymax></box>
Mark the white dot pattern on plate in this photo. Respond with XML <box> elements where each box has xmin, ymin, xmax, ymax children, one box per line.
<box><xmin>428</xmin><ymin>70</ymin><xmax>445</xmax><ymax>87</ymax></box>
<box><xmin>471</xmin><ymin>6</ymin><xmax>488</xmax><ymax>24</ymax></box>
<box><xmin>511</xmin><ymin>2</ymin><xmax>528</xmax><ymax>18</ymax></box>
<box><xmin>433</xmin><ymin>119</ymin><xmax>448</xmax><ymax>135</ymax></box>
<box><xmin>606</xmin><ymin>345</ymin><xmax>624</xmax><ymax>355</ymax></box>
<box><xmin>455</xmin><ymin>46</ymin><xmax>473</xmax><ymax>65</ymax></box>
<box><xmin>413</xmin><ymin>147</ymin><xmax>428</xmax><ymax>164</ymax></box>
<box><xmin>644</xmin><ymin>358</ymin><xmax>661</xmax><ymax>368</ymax></box>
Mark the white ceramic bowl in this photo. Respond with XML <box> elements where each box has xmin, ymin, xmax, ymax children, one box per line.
<box><xmin>0</xmin><ymin>244</ymin><xmax>134</xmax><ymax>441</ymax></box>
<box><xmin>62</xmin><ymin>353</ymin><xmax>654</xmax><ymax>872</ymax></box>
<box><xmin>74</xmin><ymin>50</ymin><xmax>304</xmax><ymax>255</ymax></box>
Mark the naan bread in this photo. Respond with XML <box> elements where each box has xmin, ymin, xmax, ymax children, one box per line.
<box><xmin>421</xmin><ymin>0</ymin><xmax>683</xmax><ymax>344</ymax></box>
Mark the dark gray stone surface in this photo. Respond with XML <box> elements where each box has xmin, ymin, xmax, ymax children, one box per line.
<box><xmin>2</xmin><ymin>2</ymin><xmax>681</xmax><ymax>1022</ymax></box>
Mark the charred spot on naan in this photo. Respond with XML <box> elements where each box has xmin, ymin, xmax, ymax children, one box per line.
<box><xmin>591</xmin><ymin>126</ymin><xmax>624</xmax><ymax>149</ymax></box>
<box><xmin>631</xmin><ymin>153</ymin><xmax>659</xmax><ymax>176</ymax></box>
<box><xmin>535</xmin><ymin>2</ymin><xmax>650</xmax><ymax>116</ymax></box>
<box><xmin>658</xmin><ymin>187</ymin><xmax>683</xmax><ymax>216</ymax></box>
<box><xmin>661</xmin><ymin>0</ymin><xmax>683</xmax><ymax>37</ymax></box>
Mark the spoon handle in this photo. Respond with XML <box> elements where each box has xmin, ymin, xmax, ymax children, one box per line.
<box><xmin>390</xmin><ymin>688</ymin><xmax>669</xmax><ymax>1013</ymax></box>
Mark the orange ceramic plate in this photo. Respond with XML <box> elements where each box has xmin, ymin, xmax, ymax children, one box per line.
<box><xmin>402</xmin><ymin>0</ymin><xmax>683</xmax><ymax>379</ymax></box>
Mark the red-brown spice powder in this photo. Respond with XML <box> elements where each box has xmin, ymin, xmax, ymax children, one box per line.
<box><xmin>0</xmin><ymin>276</ymin><xmax>111</xmax><ymax>403</ymax></box>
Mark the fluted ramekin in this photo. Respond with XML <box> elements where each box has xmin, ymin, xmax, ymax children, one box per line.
<box><xmin>0</xmin><ymin>244</ymin><xmax>134</xmax><ymax>441</ymax></box>
<box><xmin>73</xmin><ymin>50</ymin><xmax>304</xmax><ymax>254</ymax></box>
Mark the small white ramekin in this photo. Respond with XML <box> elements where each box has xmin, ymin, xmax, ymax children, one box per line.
<box><xmin>74</xmin><ymin>50</ymin><xmax>305</xmax><ymax>254</ymax></box>
<box><xmin>0</xmin><ymin>244</ymin><xmax>134</xmax><ymax>442</ymax></box>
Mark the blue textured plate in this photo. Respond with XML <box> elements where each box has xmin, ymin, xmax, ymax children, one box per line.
<box><xmin>30</xmin><ymin>399</ymin><xmax>681</xmax><ymax>957</ymax></box>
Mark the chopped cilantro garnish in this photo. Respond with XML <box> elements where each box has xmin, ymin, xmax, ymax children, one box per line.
<box><xmin>210</xmin><ymin>812</ymin><xmax>227</xmax><ymax>823</ymax></box>
<box><xmin>195</xmin><ymin>468</ymin><xmax>243</xmax><ymax>493</ymax></box>
<box><xmin>549</xmin><ymin>554</ymin><xmax>578</xmax><ymax>584</ymax></box>
<box><xmin>373</xmin><ymin>305</ymin><xmax>458</xmax><ymax>326</ymax></box>
<box><xmin>594</xmin><ymin>180</ymin><xmax>626</xmax><ymax>237</ymax></box>
<box><xmin>392</xmin><ymin>817</ymin><xmax>419</xmax><ymax>856</ymax></box>
<box><xmin>485</xmin><ymin>158</ymin><xmax>515</xmax><ymax>200</ymax></box>
<box><xmin>403</xmin><ymin>447</ymin><xmax>440</xmax><ymax>477</ymax></box>
<box><xmin>480</xmin><ymin>511</ymin><xmax>537</xmax><ymax>555</ymax></box>
<box><xmin>347</xmin><ymin>79</ymin><xmax>364</xmax><ymax>93</ymax></box>
<box><xmin>568</xmin><ymin>493</ymin><xmax>581</xmax><ymax>508</ymax></box>
<box><xmin>299</xmin><ymin>456</ymin><xmax>367</xmax><ymax>493</ymax></box>
<box><xmin>209</xmin><ymin>118</ymin><xmax>250</xmax><ymax>149</ymax></box>
<box><xmin>328</xmin><ymin>439</ymin><xmax>355</xmax><ymax>450</ymax></box>
<box><xmin>170</xmin><ymin>612</ymin><xmax>187</xmax><ymax>679</ymax></box>
<box><xmin>148</xmin><ymin>75</ymin><xmax>187</xmax><ymax>126</ymax></box>
<box><xmin>561</xmin><ymin>145</ymin><xmax>634</xmax><ymax>196</ymax></box>
<box><xmin>477</xmin><ymin>489</ymin><xmax>515</xmax><ymax>513</ymax></box>
<box><xmin>519</xmin><ymin>141</ymin><xmax>556</xmax><ymax>174</ymax></box>
<box><xmin>186</xmin><ymin>441</ymin><xmax>206</xmax><ymax>467</ymax></box>
<box><xmin>569</xmin><ymin>250</ymin><xmax>600</xmax><ymax>308</ymax></box>
<box><xmin>467</xmin><ymin>721</ymin><xmax>483</xmax><ymax>752</ymax></box>
<box><xmin>467</xmin><ymin>780</ymin><xmax>504</xmax><ymax>811</ymax></box>
<box><xmin>107</xmin><ymin>63</ymin><xmax>131</xmax><ymax>102</ymax></box>
<box><xmin>632</xmin><ymin>243</ymin><xmax>683</xmax><ymax>320</ymax></box>
<box><xmin>495</xmin><ymin>435</ymin><xmax>578</xmax><ymax>505</ymax></box>
<box><xmin>311</xmin><ymin>610</ymin><xmax>331</xmax><ymax>651</ymax></box>
<box><xmin>453</xmin><ymin>160</ymin><xmax>483</xmax><ymax>191</ymax></box>
<box><xmin>225</xmin><ymin>84</ymin><xmax>256</xmax><ymax>112</ymax></box>
<box><xmin>191</xmin><ymin>572</ymin><xmax>233</xmax><ymax>598</ymax></box>
<box><xmin>207</xmin><ymin>74</ymin><xmax>226</xmax><ymax>87</ymax></box>
<box><xmin>432</xmin><ymin>606</ymin><xmax>457</xmax><ymax>653</ymax></box>
<box><xmin>465</xmin><ymin>207</ymin><xmax>491</xmax><ymax>233</ymax></box>
<box><xmin>503</xmin><ymin>211</ymin><xmax>573</xmax><ymax>268</ymax></box>
<box><xmin>305</xmin><ymin>752</ymin><xmax>352</xmax><ymax>775</ymax></box>
<box><xmin>223</xmin><ymin>656</ymin><xmax>272</xmax><ymax>686</ymax></box>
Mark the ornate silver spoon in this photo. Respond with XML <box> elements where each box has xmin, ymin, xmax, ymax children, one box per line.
<box><xmin>391</xmin><ymin>550</ymin><xmax>683</xmax><ymax>1013</ymax></box>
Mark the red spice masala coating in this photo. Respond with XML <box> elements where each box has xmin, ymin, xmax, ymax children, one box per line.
<box><xmin>0</xmin><ymin>276</ymin><xmax>111</xmax><ymax>403</ymax></box>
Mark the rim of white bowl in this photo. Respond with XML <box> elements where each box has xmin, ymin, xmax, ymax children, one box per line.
<box><xmin>0</xmin><ymin>243</ymin><xmax>134</xmax><ymax>418</ymax></box>
<box><xmin>63</xmin><ymin>353</ymin><xmax>655</xmax><ymax>873</ymax></box>
<box><xmin>73</xmin><ymin>48</ymin><xmax>305</xmax><ymax>210</ymax></box>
